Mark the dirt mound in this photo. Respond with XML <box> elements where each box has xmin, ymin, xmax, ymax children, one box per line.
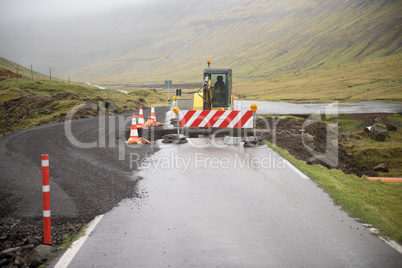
<box><xmin>257</xmin><ymin>117</ymin><xmax>376</xmax><ymax>177</ymax></box>
<box><xmin>0</xmin><ymin>93</ymin><xmax>116</xmax><ymax>135</ymax></box>
<box><xmin>0</xmin><ymin>69</ymin><xmax>22</xmax><ymax>78</ymax></box>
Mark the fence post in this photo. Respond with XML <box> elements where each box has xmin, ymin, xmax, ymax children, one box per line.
<box><xmin>41</xmin><ymin>154</ymin><xmax>51</xmax><ymax>245</ymax></box>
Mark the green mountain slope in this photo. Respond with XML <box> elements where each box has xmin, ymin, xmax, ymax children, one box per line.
<box><xmin>64</xmin><ymin>0</ymin><xmax>402</xmax><ymax>82</ymax></box>
<box><xmin>1</xmin><ymin>0</ymin><xmax>401</xmax><ymax>101</ymax></box>
<box><xmin>0</xmin><ymin>57</ymin><xmax>52</xmax><ymax>81</ymax></box>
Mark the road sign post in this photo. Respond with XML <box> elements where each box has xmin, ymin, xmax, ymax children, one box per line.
<box><xmin>165</xmin><ymin>80</ymin><xmax>172</xmax><ymax>101</ymax></box>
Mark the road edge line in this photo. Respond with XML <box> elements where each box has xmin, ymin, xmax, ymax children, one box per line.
<box><xmin>285</xmin><ymin>159</ymin><xmax>310</xmax><ymax>180</ymax></box>
<box><xmin>54</xmin><ymin>214</ymin><xmax>104</xmax><ymax>268</ymax></box>
<box><xmin>379</xmin><ymin>237</ymin><xmax>402</xmax><ymax>255</ymax></box>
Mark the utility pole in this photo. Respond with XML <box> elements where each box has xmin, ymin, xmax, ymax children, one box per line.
<box><xmin>31</xmin><ymin>65</ymin><xmax>33</xmax><ymax>81</ymax></box>
<box><xmin>49</xmin><ymin>67</ymin><xmax>51</xmax><ymax>81</ymax></box>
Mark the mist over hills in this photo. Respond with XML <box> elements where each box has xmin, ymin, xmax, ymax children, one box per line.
<box><xmin>1</xmin><ymin>0</ymin><xmax>401</xmax><ymax>85</ymax></box>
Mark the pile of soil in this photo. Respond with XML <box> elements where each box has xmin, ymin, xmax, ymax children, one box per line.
<box><xmin>0</xmin><ymin>92</ymin><xmax>123</xmax><ymax>136</ymax></box>
<box><xmin>0</xmin><ymin>69</ymin><xmax>22</xmax><ymax>79</ymax></box>
<box><xmin>257</xmin><ymin>116</ymin><xmax>377</xmax><ymax>177</ymax></box>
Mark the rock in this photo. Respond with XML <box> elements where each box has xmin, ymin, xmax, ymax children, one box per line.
<box><xmin>0</xmin><ymin>234</ymin><xmax>8</xmax><ymax>241</ymax></box>
<box><xmin>23</xmin><ymin>245</ymin><xmax>54</xmax><ymax>268</ymax></box>
<box><xmin>374</xmin><ymin>117</ymin><xmax>397</xmax><ymax>131</ymax></box>
<box><xmin>307</xmin><ymin>156</ymin><xmax>320</xmax><ymax>165</ymax></box>
<box><xmin>0</xmin><ymin>257</ymin><xmax>11</xmax><ymax>267</ymax></box>
<box><xmin>386</xmin><ymin>124</ymin><xmax>397</xmax><ymax>131</ymax></box>
<box><xmin>304</xmin><ymin>133</ymin><xmax>314</xmax><ymax>141</ymax></box>
<box><xmin>369</xmin><ymin>124</ymin><xmax>388</xmax><ymax>141</ymax></box>
<box><xmin>0</xmin><ymin>244</ymin><xmax>35</xmax><ymax>259</ymax></box>
<box><xmin>374</xmin><ymin>117</ymin><xmax>384</xmax><ymax>124</ymax></box>
<box><xmin>14</xmin><ymin>255</ymin><xmax>23</xmax><ymax>266</ymax></box>
<box><xmin>374</xmin><ymin>163</ymin><xmax>389</xmax><ymax>173</ymax></box>
<box><xmin>0</xmin><ymin>247</ymin><xmax>21</xmax><ymax>258</ymax></box>
<box><xmin>26</xmin><ymin>237</ymin><xmax>42</xmax><ymax>247</ymax></box>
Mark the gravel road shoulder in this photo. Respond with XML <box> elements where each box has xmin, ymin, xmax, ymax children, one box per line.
<box><xmin>0</xmin><ymin>106</ymin><xmax>169</xmax><ymax>253</ymax></box>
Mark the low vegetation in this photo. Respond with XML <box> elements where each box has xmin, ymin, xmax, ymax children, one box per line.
<box><xmin>235</xmin><ymin>54</ymin><xmax>402</xmax><ymax>102</ymax></box>
<box><xmin>0</xmin><ymin>71</ymin><xmax>164</xmax><ymax>137</ymax></box>
<box><xmin>335</xmin><ymin>115</ymin><xmax>402</xmax><ymax>178</ymax></box>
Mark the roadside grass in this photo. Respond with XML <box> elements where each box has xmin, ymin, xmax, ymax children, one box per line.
<box><xmin>328</xmin><ymin>115</ymin><xmax>402</xmax><ymax>178</ymax></box>
<box><xmin>235</xmin><ymin>54</ymin><xmax>402</xmax><ymax>103</ymax></box>
<box><xmin>342</xmin><ymin>130</ymin><xmax>402</xmax><ymax>178</ymax></box>
<box><xmin>0</xmin><ymin>77</ymin><xmax>165</xmax><ymax>136</ymax></box>
<box><xmin>266</xmin><ymin>141</ymin><xmax>402</xmax><ymax>244</ymax></box>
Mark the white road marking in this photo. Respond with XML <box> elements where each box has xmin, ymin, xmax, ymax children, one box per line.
<box><xmin>284</xmin><ymin>159</ymin><xmax>310</xmax><ymax>180</ymax></box>
<box><xmin>379</xmin><ymin>238</ymin><xmax>402</xmax><ymax>254</ymax></box>
<box><xmin>54</xmin><ymin>214</ymin><xmax>104</xmax><ymax>268</ymax></box>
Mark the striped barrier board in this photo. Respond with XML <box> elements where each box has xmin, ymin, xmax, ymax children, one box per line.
<box><xmin>179</xmin><ymin>110</ymin><xmax>254</xmax><ymax>128</ymax></box>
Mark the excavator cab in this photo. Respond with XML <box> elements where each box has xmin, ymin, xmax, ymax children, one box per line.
<box><xmin>193</xmin><ymin>62</ymin><xmax>234</xmax><ymax>110</ymax></box>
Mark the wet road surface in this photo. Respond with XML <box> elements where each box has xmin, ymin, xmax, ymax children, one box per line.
<box><xmin>54</xmin><ymin>139</ymin><xmax>402</xmax><ymax>267</ymax></box>
<box><xmin>234</xmin><ymin>100</ymin><xmax>402</xmax><ymax>115</ymax></box>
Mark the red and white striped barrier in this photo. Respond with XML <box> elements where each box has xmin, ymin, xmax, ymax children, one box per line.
<box><xmin>179</xmin><ymin>110</ymin><xmax>254</xmax><ymax>128</ymax></box>
<box><xmin>41</xmin><ymin>154</ymin><xmax>51</xmax><ymax>245</ymax></box>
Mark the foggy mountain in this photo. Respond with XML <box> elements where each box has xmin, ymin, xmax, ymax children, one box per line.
<box><xmin>1</xmin><ymin>0</ymin><xmax>401</xmax><ymax>83</ymax></box>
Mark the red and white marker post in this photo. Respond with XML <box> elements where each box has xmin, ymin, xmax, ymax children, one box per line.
<box><xmin>41</xmin><ymin>154</ymin><xmax>51</xmax><ymax>245</ymax></box>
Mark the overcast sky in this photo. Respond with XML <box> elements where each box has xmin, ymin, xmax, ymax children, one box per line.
<box><xmin>0</xmin><ymin>0</ymin><xmax>150</xmax><ymax>23</ymax></box>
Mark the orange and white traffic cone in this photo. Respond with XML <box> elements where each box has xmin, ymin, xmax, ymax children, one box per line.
<box><xmin>126</xmin><ymin>113</ymin><xmax>150</xmax><ymax>144</ymax></box>
<box><xmin>126</xmin><ymin>114</ymin><xmax>141</xmax><ymax>144</ymax></box>
<box><xmin>137</xmin><ymin>105</ymin><xmax>145</xmax><ymax>129</ymax></box>
<box><xmin>150</xmin><ymin>104</ymin><xmax>156</xmax><ymax>123</ymax></box>
<box><xmin>145</xmin><ymin>116</ymin><xmax>155</xmax><ymax>128</ymax></box>
<box><xmin>150</xmin><ymin>104</ymin><xmax>164</xmax><ymax>126</ymax></box>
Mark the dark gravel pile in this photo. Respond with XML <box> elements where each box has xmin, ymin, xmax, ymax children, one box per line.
<box><xmin>0</xmin><ymin>106</ymin><xmax>170</xmax><ymax>266</ymax></box>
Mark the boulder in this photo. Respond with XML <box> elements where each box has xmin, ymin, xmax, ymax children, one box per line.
<box><xmin>23</xmin><ymin>245</ymin><xmax>54</xmax><ymax>268</ymax></box>
<box><xmin>307</xmin><ymin>156</ymin><xmax>320</xmax><ymax>165</ymax></box>
<box><xmin>374</xmin><ymin>163</ymin><xmax>389</xmax><ymax>173</ymax></box>
<box><xmin>374</xmin><ymin>117</ymin><xmax>397</xmax><ymax>131</ymax></box>
<box><xmin>369</xmin><ymin>124</ymin><xmax>388</xmax><ymax>141</ymax></box>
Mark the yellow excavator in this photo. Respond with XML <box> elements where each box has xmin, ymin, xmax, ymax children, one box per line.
<box><xmin>163</xmin><ymin>60</ymin><xmax>262</xmax><ymax>146</ymax></box>
<box><xmin>193</xmin><ymin>59</ymin><xmax>235</xmax><ymax>110</ymax></box>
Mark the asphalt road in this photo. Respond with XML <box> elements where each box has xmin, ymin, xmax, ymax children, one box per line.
<box><xmin>53</xmin><ymin>139</ymin><xmax>401</xmax><ymax>268</ymax></box>
<box><xmin>234</xmin><ymin>100</ymin><xmax>402</xmax><ymax>115</ymax></box>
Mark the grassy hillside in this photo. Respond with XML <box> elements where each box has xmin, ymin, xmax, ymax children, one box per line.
<box><xmin>1</xmin><ymin>0</ymin><xmax>401</xmax><ymax>102</ymax></box>
<box><xmin>0</xmin><ymin>58</ymin><xmax>164</xmax><ymax>136</ymax></box>
<box><xmin>0</xmin><ymin>57</ymin><xmax>54</xmax><ymax>81</ymax></box>
<box><xmin>70</xmin><ymin>0</ymin><xmax>402</xmax><ymax>83</ymax></box>
<box><xmin>235</xmin><ymin>54</ymin><xmax>402</xmax><ymax>102</ymax></box>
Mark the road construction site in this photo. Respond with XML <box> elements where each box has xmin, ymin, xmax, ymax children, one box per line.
<box><xmin>1</xmin><ymin>100</ymin><xmax>401</xmax><ymax>267</ymax></box>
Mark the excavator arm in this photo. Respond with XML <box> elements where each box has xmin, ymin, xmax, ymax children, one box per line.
<box><xmin>203</xmin><ymin>76</ymin><xmax>212</xmax><ymax>110</ymax></box>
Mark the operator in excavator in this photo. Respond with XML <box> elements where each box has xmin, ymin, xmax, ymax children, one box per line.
<box><xmin>214</xmin><ymin>75</ymin><xmax>226</xmax><ymax>105</ymax></box>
